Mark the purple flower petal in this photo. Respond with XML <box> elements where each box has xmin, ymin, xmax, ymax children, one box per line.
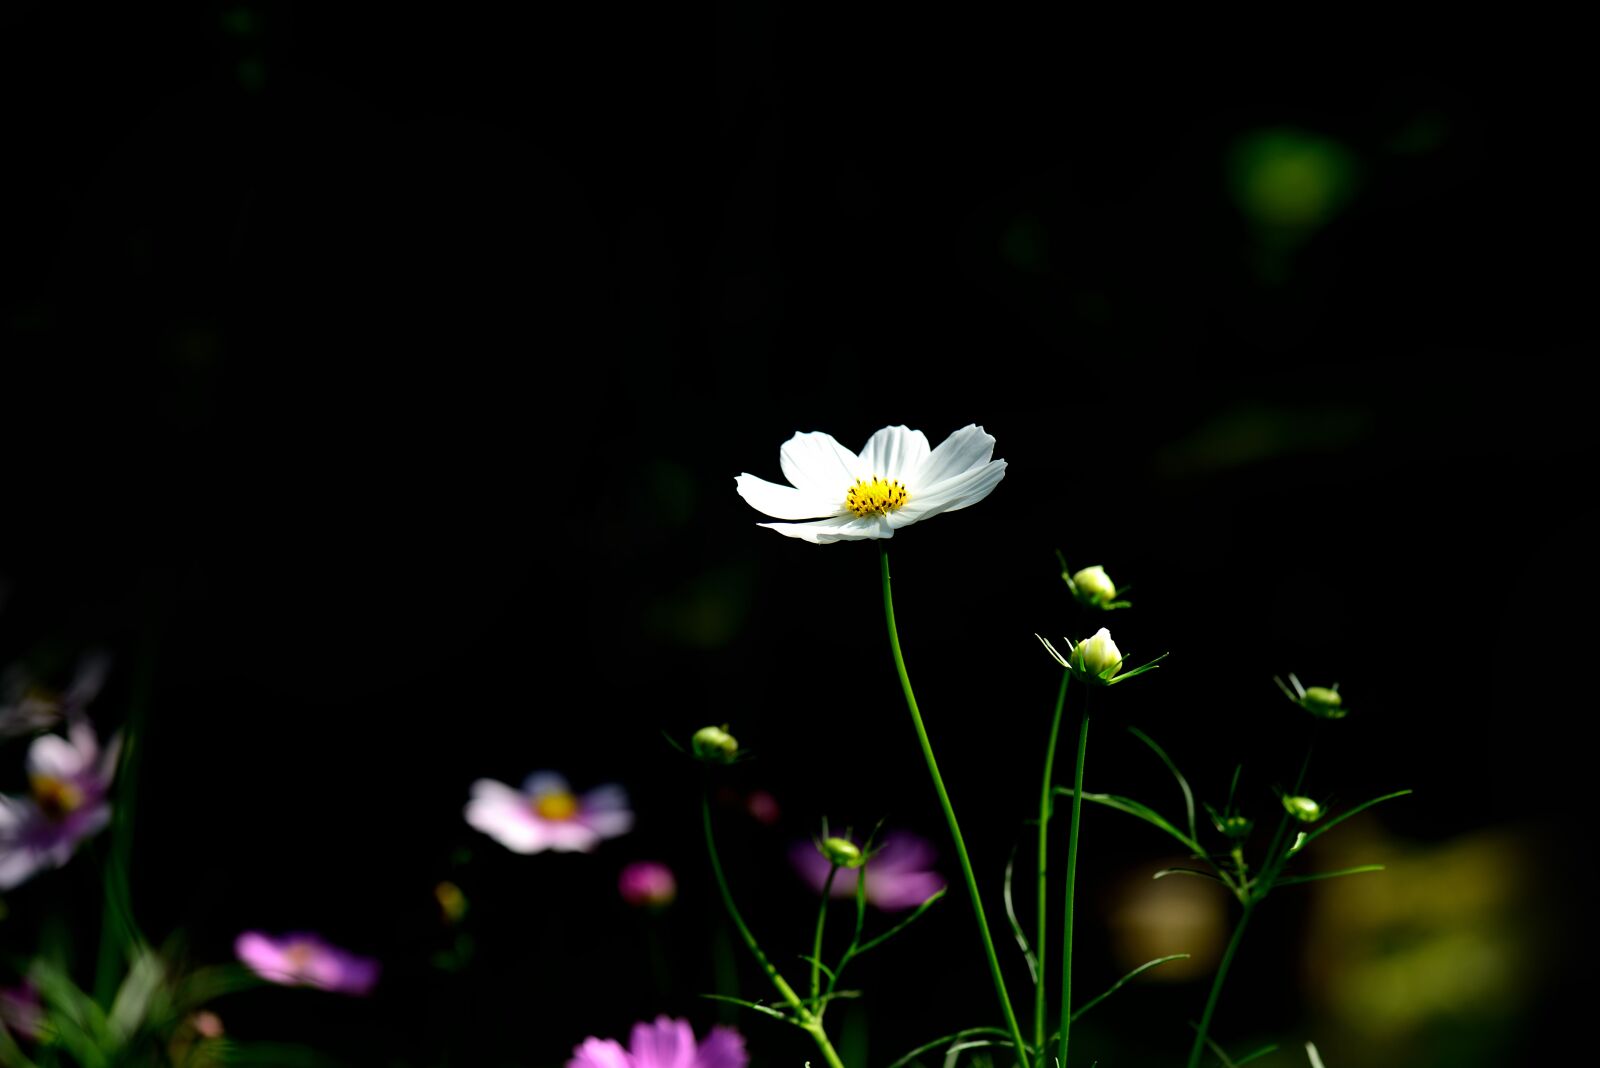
<box><xmin>691</xmin><ymin>1026</ymin><xmax>749</xmax><ymax>1068</ymax></box>
<box><xmin>628</xmin><ymin>1015</ymin><xmax>696</xmax><ymax>1068</ymax></box>
<box><xmin>568</xmin><ymin>1038</ymin><xmax>632</xmax><ymax>1068</ymax></box>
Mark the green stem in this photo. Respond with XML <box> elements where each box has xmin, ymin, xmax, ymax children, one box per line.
<box><xmin>1185</xmin><ymin>903</ymin><xmax>1254</xmax><ymax>1068</ymax></box>
<box><xmin>879</xmin><ymin>547</ymin><xmax>1028</xmax><ymax>1066</ymax></box>
<box><xmin>812</xmin><ymin>865</ymin><xmax>839</xmax><ymax>1001</ymax></box>
<box><xmin>1057</xmin><ymin>696</ymin><xmax>1090</xmax><ymax>1068</ymax></box>
<box><xmin>1034</xmin><ymin>669</ymin><xmax>1070</xmax><ymax>1051</ymax></box>
<box><xmin>702</xmin><ymin>792</ymin><xmax>847</xmax><ymax>1068</ymax></box>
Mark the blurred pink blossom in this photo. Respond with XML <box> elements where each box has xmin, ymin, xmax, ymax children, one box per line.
<box><xmin>0</xmin><ymin>720</ymin><xmax>120</xmax><ymax>890</ymax></box>
<box><xmin>790</xmin><ymin>830</ymin><xmax>946</xmax><ymax>911</ymax></box>
<box><xmin>234</xmin><ymin>932</ymin><xmax>380</xmax><ymax>995</ymax></box>
<box><xmin>618</xmin><ymin>861</ymin><xmax>677</xmax><ymax>907</ymax></box>
<box><xmin>465</xmin><ymin>772</ymin><xmax>632</xmax><ymax>854</ymax></box>
<box><xmin>568</xmin><ymin>1016</ymin><xmax>746</xmax><ymax>1068</ymax></box>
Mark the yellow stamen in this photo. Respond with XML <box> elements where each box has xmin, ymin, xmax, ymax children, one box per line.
<box><xmin>533</xmin><ymin>790</ymin><xmax>580</xmax><ymax>822</ymax></box>
<box><xmin>30</xmin><ymin>775</ymin><xmax>84</xmax><ymax>818</ymax></box>
<box><xmin>844</xmin><ymin>476</ymin><xmax>910</xmax><ymax>518</ymax></box>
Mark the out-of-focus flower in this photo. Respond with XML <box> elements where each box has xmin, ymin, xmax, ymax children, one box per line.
<box><xmin>1276</xmin><ymin>673</ymin><xmax>1348</xmax><ymax>719</ymax></box>
<box><xmin>790</xmin><ymin>830</ymin><xmax>946</xmax><ymax>911</ymax></box>
<box><xmin>234</xmin><ymin>932</ymin><xmax>380</xmax><ymax>995</ymax></box>
<box><xmin>0</xmin><ymin>981</ymin><xmax>42</xmax><ymax>1041</ymax></box>
<box><xmin>818</xmin><ymin>836</ymin><xmax>865</xmax><ymax>869</ymax></box>
<box><xmin>0</xmin><ymin>653</ymin><xmax>109</xmax><ymax>740</ymax></box>
<box><xmin>465</xmin><ymin>772</ymin><xmax>632</xmax><ymax>854</ymax></box>
<box><xmin>618</xmin><ymin>861</ymin><xmax>677</xmax><ymax>908</ymax></box>
<box><xmin>0</xmin><ymin>721</ymin><xmax>121</xmax><ymax>890</ymax></box>
<box><xmin>568</xmin><ymin>1015</ymin><xmax>747</xmax><ymax>1068</ymax></box>
<box><xmin>745</xmin><ymin>790</ymin><xmax>780</xmax><ymax>825</ymax></box>
<box><xmin>736</xmin><ymin>424</ymin><xmax>1006</xmax><ymax>544</ymax></box>
<box><xmin>691</xmin><ymin>725</ymin><xmax>739</xmax><ymax>763</ymax></box>
<box><xmin>434</xmin><ymin>881</ymin><xmax>468</xmax><ymax>925</ymax></box>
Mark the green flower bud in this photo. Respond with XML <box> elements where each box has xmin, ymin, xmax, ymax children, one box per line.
<box><xmin>1071</xmin><ymin>565</ymin><xmax>1117</xmax><ymax>605</ymax></box>
<box><xmin>1218</xmin><ymin>815</ymin><xmax>1253</xmax><ymax>840</ymax></box>
<box><xmin>1070</xmin><ymin>628</ymin><xmax>1123</xmax><ymax>680</ymax></box>
<box><xmin>691</xmin><ymin>725</ymin><xmax>739</xmax><ymax>763</ymax></box>
<box><xmin>1281</xmin><ymin>795</ymin><xmax>1323</xmax><ymax>823</ymax></box>
<box><xmin>819</xmin><ymin>836</ymin><xmax>865</xmax><ymax>869</ymax></box>
<box><xmin>1300</xmin><ymin>687</ymin><xmax>1344</xmax><ymax>718</ymax></box>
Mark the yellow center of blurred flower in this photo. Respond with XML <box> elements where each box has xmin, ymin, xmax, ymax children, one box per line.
<box><xmin>844</xmin><ymin>477</ymin><xmax>910</xmax><ymax>518</ymax></box>
<box><xmin>283</xmin><ymin>942</ymin><xmax>316</xmax><ymax>969</ymax></box>
<box><xmin>533</xmin><ymin>791</ymin><xmax>580</xmax><ymax>821</ymax></box>
<box><xmin>30</xmin><ymin>775</ymin><xmax>83</xmax><ymax>818</ymax></box>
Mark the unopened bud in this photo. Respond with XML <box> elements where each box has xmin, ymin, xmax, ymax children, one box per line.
<box><xmin>618</xmin><ymin>861</ymin><xmax>678</xmax><ymax>908</ymax></box>
<box><xmin>1070</xmin><ymin>628</ymin><xmax>1123</xmax><ymax>680</ymax></box>
<box><xmin>1071</xmin><ymin>566</ymin><xmax>1118</xmax><ymax>606</ymax></box>
<box><xmin>819</xmin><ymin>836</ymin><xmax>865</xmax><ymax>869</ymax></box>
<box><xmin>434</xmin><ymin>881</ymin><xmax>468</xmax><ymax>925</ymax></box>
<box><xmin>692</xmin><ymin>725</ymin><xmax>739</xmax><ymax>763</ymax></box>
<box><xmin>1218</xmin><ymin>815</ymin><xmax>1253</xmax><ymax>840</ymax></box>
<box><xmin>1301</xmin><ymin>687</ymin><xmax>1344</xmax><ymax>718</ymax></box>
<box><xmin>1281</xmin><ymin>796</ymin><xmax>1323</xmax><ymax>823</ymax></box>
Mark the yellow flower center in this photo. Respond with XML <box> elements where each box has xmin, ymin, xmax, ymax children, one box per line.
<box><xmin>30</xmin><ymin>775</ymin><xmax>84</xmax><ymax>819</ymax></box>
<box><xmin>284</xmin><ymin>942</ymin><xmax>317</xmax><ymax>969</ymax></box>
<box><xmin>844</xmin><ymin>476</ymin><xmax>910</xmax><ymax>518</ymax></box>
<box><xmin>533</xmin><ymin>790</ymin><xmax>580</xmax><ymax>822</ymax></box>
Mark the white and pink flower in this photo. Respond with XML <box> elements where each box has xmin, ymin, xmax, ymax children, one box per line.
<box><xmin>464</xmin><ymin>772</ymin><xmax>632</xmax><ymax>854</ymax></box>
<box><xmin>568</xmin><ymin>1016</ymin><xmax>746</xmax><ymax>1068</ymax></box>
<box><xmin>0</xmin><ymin>720</ymin><xmax>120</xmax><ymax>891</ymax></box>
<box><xmin>234</xmin><ymin>932</ymin><xmax>380</xmax><ymax>995</ymax></box>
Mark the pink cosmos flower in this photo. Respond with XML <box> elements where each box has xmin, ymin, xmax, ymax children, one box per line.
<box><xmin>568</xmin><ymin>1015</ymin><xmax>747</xmax><ymax>1068</ymax></box>
<box><xmin>0</xmin><ymin>720</ymin><xmax>120</xmax><ymax>890</ymax></box>
<box><xmin>790</xmin><ymin>830</ymin><xmax>946</xmax><ymax>911</ymax></box>
<box><xmin>465</xmin><ymin>772</ymin><xmax>632</xmax><ymax>854</ymax></box>
<box><xmin>618</xmin><ymin>861</ymin><xmax>677</xmax><ymax>907</ymax></box>
<box><xmin>234</xmin><ymin>932</ymin><xmax>380</xmax><ymax>995</ymax></box>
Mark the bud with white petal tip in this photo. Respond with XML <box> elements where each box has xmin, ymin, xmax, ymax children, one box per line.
<box><xmin>1070</xmin><ymin>628</ymin><xmax>1124</xmax><ymax>681</ymax></box>
<box><xmin>1058</xmin><ymin>552</ymin><xmax>1131</xmax><ymax>610</ymax></box>
<box><xmin>1281</xmin><ymin>795</ymin><xmax>1324</xmax><ymax>823</ymax></box>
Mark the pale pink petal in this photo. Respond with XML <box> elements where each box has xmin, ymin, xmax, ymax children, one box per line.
<box><xmin>25</xmin><ymin>733</ymin><xmax>91</xmax><ymax>780</ymax></box>
<box><xmin>866</xmin><ymin>869</ymin><xmax>946</xmax><ymax>911</ymax></box>
<box><xmin>0</xmin><ymin>845</ymin><xmax>44</xmax><ymax>891</ymax></box>
<box><xmin>539</xmin><ymin>821</ymin><xmax>604</xmax><ymax>853</ymax></box>
<box><xmin>234</xmin><ymin>932</ymin><xmax>290</xmax><ymax>978</ymax></box>
<box><xmin>869</xmin><ymin>831</ymin><xmax>939</xmax><ymax>873</ymax></box>
<box><xmin>629</xmin><ymin>1016</ymin><xmax>697</xmax><ymax>1068</ymax></box>
<box><xmin>465</xmin><ymin>781</ymin><xmax>551</xmax><ymax>853</ymax></box>
<box><xmin>568</xmin><ymin>1038</ymin><xmax>633</xmax><ymax>1068</ymax></box>
<box><xmin>692</xmin><ymin>1026</ymin><xmax>749</xmax><ymax>1068</ymax></box>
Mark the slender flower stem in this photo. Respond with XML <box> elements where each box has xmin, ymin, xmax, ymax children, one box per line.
<box><xmin>811</xmin><ymin>865</ymin><xmax>839</xmax><ymax>1001</ymax></box>
<box><xmin>1034</xmin><ymin>669</ymin><xmax>1071</xmax><ymax>1051</ymax></box>
<box><xmin>702</xmin><ymin>792</ymin><xmax>847</xmax><ymax>1068</ymax></box>
<box><xmin>879</xmin><ymin>548</ymin><xmax>1028</xmax><ymax>1066</ymax></box>
<box><xmin>1185</xmin><ymin>902</ymin><xmax>1255</xmax><ymax>1068</ymax></box>
<box><xmin>1058</xmin><ymin>693</ymin><xmax>1090</xmax><ymax>1068</ymax></box>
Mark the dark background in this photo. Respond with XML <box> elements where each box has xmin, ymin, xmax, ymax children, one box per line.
<box><xmin>1</xmin><ymin>6</ymin><xmax>1592</xmax><ymax>1067</ymax></box>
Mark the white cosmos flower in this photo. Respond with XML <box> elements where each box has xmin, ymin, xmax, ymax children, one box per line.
<box><xmin>735</xmin><ymin>424</ymin><xmax>1006</xmax><ymax>544</ymax></box>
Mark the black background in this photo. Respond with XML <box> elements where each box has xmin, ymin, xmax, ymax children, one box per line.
<box><xmin>2</xmin><ymin>6</ymin><xmax>1593</xmax><ymax>1067</ymax></box>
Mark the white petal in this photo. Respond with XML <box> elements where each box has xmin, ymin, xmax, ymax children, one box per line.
<box><xmin>857</xmin><ymin>426</ymin><xmax>930</xmax><ymax>482</ymax></box>
<box><xmin>27</xmin><ymin>733</ymin><xmax>90</xmax><ymax>780</ymax></box>
<box><xmin>894</xmin><ymin>459</ymin><xmax>1006</xmax><ymax>524</ymax></box>
<box><xmin>734</xmin><ymin>473</ymin><xmax>837</xmax><ymax>520</ymax></box>
<box><xmin>0</xmin><ymin>847</ymin><xmax>44</xmax><ymax>891</ymax></box>
<box><xmin>910</xmin><ymin>425</ymin><xmax>997</xmax><ymax>488</ymax></box>
<box><xmin>779</xmin><ymin>431</ymin><xmax>859</xmax><ymax>494</ymax></box>
<box><xmin>465</xmin><ymin>792</ymin><xmax>549</xmax><ymax>854</ymax></box>
<box><xmin>541</xmin><ymin>821</ymin><xmax>603</xmax><ymax>852</ymax></box>
<box><xmin>757</xmin><ymin>514</ymin><xmax>893</xmax><ymax>544</ymax></box>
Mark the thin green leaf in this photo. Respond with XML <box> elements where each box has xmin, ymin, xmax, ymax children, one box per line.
<box><xmin>1187</xmin><ymin>1023</ymin><xmax>1238</xmax><ymax>1068</ymax></box>
<box><xmin>1002</xmin><ymin>845</ymin><xmax>1038</xmax><ymax>984</ymax></box>
<box><xmin>1126</xmin><ymin>726</ymin><xmax>1196</xmax><ymax>843</ymax></box>
<box><xmin>884</xmin><ymin>1027</ymin><xmax>1016</xmax><ymax>1068</ymax></box>
<box><xmin>1301</xmin><ymin>790</ymin><xmax>1413</xmax><ymax>845</ymax></box>
<box><xmin>1236</xmin><ymin>1042</ymin><xmax>1280</xmax><ymax>1066</ymax></box>
<box><xmin>855</xmin><ymin>887</ymin><xmax>947</xmax><ymax>955</ymax></box>
<box><xmin>205</xmin><ymin>1040</ymin><xmax>349</xmax><ymax>1067</ymax></box>
<box><xmin>1053</xmin><ymin>789</ymin><xmax>1203</xmax><ymax>855</ymax></box>
<box><xmin>1071</xmin><ymin>954</ymin><xmax>1190</xmax><ymax>1021</ymax></box>
<box><xmin>1107</xmin><ymin>654</ymin><xmax>1168</xmax><ymax>685</ymax></box>
<box><xmin>1305</xmin><ymin>1041</ymin><xmax>1327</xmax><ymax>1068</ymax></box>
<box><xmin>1276</xmin><ymin>864</ymin><xmax>1385</xmax><ymax>888</ymax></box>
<box><xmin>1153</xmin><ymin>867</ymin><xmax>1228</xmax><ymax>885</ymax></box>
<box><xmin>698</xmin><ymin>993</ymin><xmax>804</xmax><ymax>1027</ymax></box>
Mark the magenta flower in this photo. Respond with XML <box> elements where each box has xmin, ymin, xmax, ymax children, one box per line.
<box><xmin>0</xmin><ymin>720</ymin><xmax>120</xmax><ymax>890</ymax></box>
<box><xmin>790</xmin><ymin>830</ymin><xmax>946</xmax><ymax>911</ymax></box>
<box><xmin>234</xmin><ymin>932</ymin><xmax>380</xmax><ymax>995</ymax></box>
<box><xmin>0</xmin><ymin>981</ymin><xmax>42</xmax><ymax>1042</ymax></box>
<box><xmin>568</xmin><ymin>1016</ymin><xmax>746</xmax><ymax>1068</ymax></box>
<box><xmin>618</xmin><ymin>861</ymin><xmax>677</xmax><ymax>908</ymax></box>
<box><xmin>465</xmin><ymin>772</ymin><xmax>632</xmax><ymax>854</ymax></box>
